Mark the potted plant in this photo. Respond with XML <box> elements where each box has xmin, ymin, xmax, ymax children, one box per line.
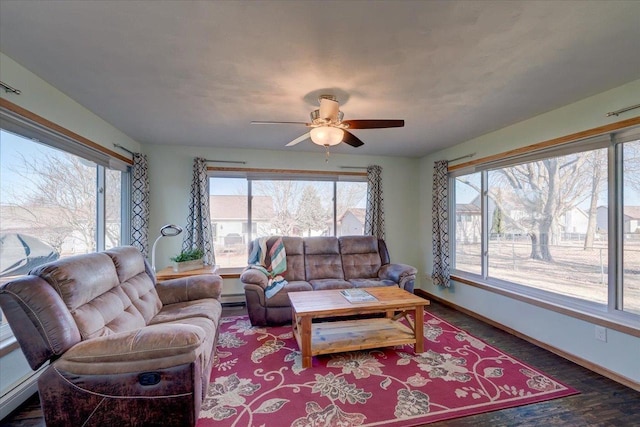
<box><xmin>170</xmin><ymin>248</ymin><xmax>204</xmax><ymax>272</ymax></box>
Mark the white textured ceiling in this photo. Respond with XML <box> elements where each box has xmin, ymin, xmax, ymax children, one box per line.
<box><xmin>1</xmin><ymin>1</ymin><xmax>639</xmax><ymax>158</ymax></box>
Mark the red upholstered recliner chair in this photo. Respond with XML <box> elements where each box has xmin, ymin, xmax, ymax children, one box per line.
<box><xmin>0</xmin><ymin>246</ymin><xmax>223</xmax><ymax>426</ymax></box>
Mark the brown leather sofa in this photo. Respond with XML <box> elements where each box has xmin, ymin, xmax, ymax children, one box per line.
<box><xmin>241</xmin><ymin>235</ymin><xmax>417</xmax><ymax>326</ymax></box>
<box><xmin>0</xmin><ymin>246</ymin><xmax>223</xmax><ymax>427</ymax></box>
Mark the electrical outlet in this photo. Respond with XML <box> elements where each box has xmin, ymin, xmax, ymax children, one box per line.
<box><xmin>595</xmin><ymin>325</ymin><xmax>607</xmax><ymax>342</ymax></box>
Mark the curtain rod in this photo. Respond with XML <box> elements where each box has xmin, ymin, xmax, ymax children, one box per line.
<box><xmin>113</xmin><ymin>143</ymin><xmax>135</xmax><ymax>156</ymax></box>
<box><xmin>606</xmin><ymin>104</ymin><xmax>640</xmax><ymax>117</ymax></box>
<box><xmin>340</xmin><ymin>166</ymin><xmax>368</xmax><ymax>169</ymax></box>
<box><xmin>205</xmin><ymin>159</ymin><xmax>246</xmax><ymax>164</ymax></box>
<box><xmin>448</xmin><ymin>153</ymin><xmax>475</xmax><ymax>163</ymax></box>
<box><xmin>0</xmin><ymin>81</ymin><xmax>21</xmax><ymax>95</ymax></box>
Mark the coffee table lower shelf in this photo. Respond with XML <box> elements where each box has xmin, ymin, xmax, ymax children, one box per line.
<box><xmin>293</xmin><ymin>317</ymin><xmax>417</xmax><ymax>360</ymax></box>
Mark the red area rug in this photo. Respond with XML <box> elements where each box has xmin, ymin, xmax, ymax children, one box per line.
<box><xmin>197</xmin><ymin>313</ymin><xmax>578</xmax><ymax>426</ymax></box>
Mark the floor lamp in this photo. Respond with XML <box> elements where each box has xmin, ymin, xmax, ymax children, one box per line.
<box><xmin>151</xmin><ymin>224</ymin><xmax>183</xmax><ymax>271</ymax></box>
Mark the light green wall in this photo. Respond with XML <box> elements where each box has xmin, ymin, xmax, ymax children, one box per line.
<box><xmin>145</xmin><ymin>144</ymin><xmax>420</xmax><ymax>294</ymax></box>
<box><xmin>418</xmin><ymin>79</ymin><xmax>640</xmax><ymax>384</ymax></box>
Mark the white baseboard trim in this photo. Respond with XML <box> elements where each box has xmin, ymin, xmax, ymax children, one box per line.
<box><xmin>220</xmin><ymin>293</ymin><xmax>246</xmax><ymax>305</ymax></box>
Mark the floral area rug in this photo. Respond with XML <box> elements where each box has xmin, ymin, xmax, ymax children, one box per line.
<box><xmin>197</xmin><ymin>313</ymin><xmax>578</xmax><ymax>427</ymax></box>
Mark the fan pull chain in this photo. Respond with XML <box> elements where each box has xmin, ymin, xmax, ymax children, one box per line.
<box><xmin>324</xmin><ymin>145</ymin><xmax>330</xmax><ymax>163</ymax></box>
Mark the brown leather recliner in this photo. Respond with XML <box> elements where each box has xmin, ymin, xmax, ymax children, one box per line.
<box><xmin>0</xmin><ymin>246</ymin><xmax>223</xmax><ymax>427</ymax></box>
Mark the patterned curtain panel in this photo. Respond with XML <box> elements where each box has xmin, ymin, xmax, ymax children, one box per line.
<box><xmin>182</xmin><ymin>157</ymin><xmax>216</xmax><ymax>265</ymax></box>
<box><xmin>131</xmin><ymin>153</ymin><xmax>150</xmax><ymax>256</ymax></box>
<box><xmin>364</xmin><ymin>165</ymin><xmax>385</xmax><ymax>240</ymax></box>
<box><xmin>432</xmin><ymin>160</ymin><xmax>450</xmax><ymax>287</ymax></box>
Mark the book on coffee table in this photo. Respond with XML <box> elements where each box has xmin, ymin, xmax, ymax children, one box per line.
<box><xmin>340</xmin><ymin>289</ymin><xmax>377</xmax><ymax>303</ymax></box>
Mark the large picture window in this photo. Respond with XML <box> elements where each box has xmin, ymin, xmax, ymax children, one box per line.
<box><xmin>451</xmin><ymin>127</ymin><xmax>639</xmax><ymax>322</ymax></box>
<box><xmin>0</xmin><ymin>125</ymin><xmax>130</xmax><ymax>340</ymax></box>
<box><xmin>210</xmin><ymin>173</ymin><xmax>367</xmax><ymax>268</ymax></box>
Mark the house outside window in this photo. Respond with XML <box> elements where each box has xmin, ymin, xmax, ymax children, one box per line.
<box><xmin>451</xmin><ymin>127</ymin><xmax>639</xmax><ymax>320</ymax></box>
<box><xmin>210</xmin><ymin>173</ymin><xmax>367</xmax><ymax>268</ymax></box>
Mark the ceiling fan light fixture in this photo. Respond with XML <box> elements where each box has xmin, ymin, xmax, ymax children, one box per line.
<box><xmin>319</xmin><ymin>97</ymin><xmax>340</xmax><ymax>122</ymax></box>
<box><xmin>310</xmin><ymin>126</ymin><xmax>343</xmax><ymax>146</ymax></box>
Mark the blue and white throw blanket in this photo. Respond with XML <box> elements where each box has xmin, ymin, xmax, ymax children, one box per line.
<box><xmin>247</xmin><ymin>236</ymin><xmax>288</xmax><ymax>299</ymax></box>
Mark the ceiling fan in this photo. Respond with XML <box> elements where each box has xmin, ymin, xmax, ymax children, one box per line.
<box><xmin>251</xmin><ymin>95</ymin><xmax>404</xmax><ymax>149</ymax></box>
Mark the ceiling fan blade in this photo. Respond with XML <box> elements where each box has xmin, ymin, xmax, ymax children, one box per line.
<box><xmin>251</xmin><ymin>121</ymin><xmax>308</xmax><ymax>125</ymax></box>
<box><xmin>286</xmin><ymin>132</ymin><xmax>311</xmax><ymax>147</ymax></box>
<box><xmin>342</xmin><ymin>130</ymin><xmax>364</xmax><ymax>148</ymax></box>
<box><xmin>342</xmin><ymin>119</ymin><xmax>404</xmax><ymax>129</ymax></box>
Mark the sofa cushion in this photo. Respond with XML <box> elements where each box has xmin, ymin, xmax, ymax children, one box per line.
<box><xmin>120</xmin><ymin>272</ymin><xmax>163</xmax><ymax>323</ymax></box>
<box><xmin>107</xmin><ymin>247</ymin><xmax>162</xmax><ymax>324</ymax></box>
<box><xmin>160</xmin><ymin>316</ymin><xmax>218</xmax><ymax>376</ymax></box>
<box><xmin>156</xmin><ymin>275</ymin><xmax>223</xmax><ymax>305</ymax></box>
<box><xmin>309</xmin><ymin>278</ymin><xmax>352</xmax><ymax>290</ymax></box>
<box><xmin>32</xmin><ymin>252</ymin><xmax>152</xmax><ymax>340</ymax></box>
<box><xmin>282</xmin><ymin>237</ymin><xmax>306</xmax><ymax>281</ymax></box>
<box><xmin>266</xmin><ymin>280</ymin><xmax>312</xmax><ymax>307</ymax></box>
<box><xmin>339</xmin><ymin>236</ymin><xmax>382</xmax><ymax>279</ymax></box>
<box><xmin>304</xmin><ymin>237</ymin><xmax>345</xmax><ymax>280</ymax></box>
<box><xmin>348</xmin><ymin>278</ymin><xmax>396</xmax><ymax>288</ymax></box>
<box><xmin>57</xmin><ymin>320</ymin><xmax>212</xmax><ymax>375</ymax></box>
<box><xmin>31</xmin><ymin>252</ymin><xmax>119</xmax><ymax>312</ymax></box>
<box><xmin>106</xmin><ymin>246</ymin><xmax>148</xmax><ymax>283</ymax></box>
<box><xmin>149</xmin><ymin>298</ymin><xmax>222</xmax><ymax>326</ymax></box>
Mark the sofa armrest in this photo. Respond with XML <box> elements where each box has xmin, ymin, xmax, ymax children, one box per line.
<box><xmin>240</xmin><ymin>268</ymin><xmax>269</xmax><ymax>289</ymax></box>
<box><xmin>244</xmin><ymin>283</ymin><xmax>267</xmax><ymax>307</ymax></box>
<box><xmin>0</xmin><ymin>276</ymin><xmax>81</xmax><ymax>370</ymax></box>
<box><xmin>378</xmin><ymin>263</ymin><xmax>417</xmax><ymax>283</ymax></box>
<box><xmin>57</xmin><ymin>323</ymin><xmax>206</xmax><ymax>375</ymax></box>
<box><xmin>156</xmin><ymin>274</ymin><xmax>223</xmax><ymax>305</ymax></box>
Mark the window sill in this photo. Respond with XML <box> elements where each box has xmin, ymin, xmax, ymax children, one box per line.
<box><xmin>451</xmin><ymin>273</ymin><xmax>640</xmax><ymax>338</ymax></box>
<box><xmin>0</xmin><ymin>336</ymin><xmax>19</xmax><ymax>357</ymax></box>
<box><xmin>218</xmin><ymin>267</ymin><xmax>243</xmax><ymax>279</ymax></box>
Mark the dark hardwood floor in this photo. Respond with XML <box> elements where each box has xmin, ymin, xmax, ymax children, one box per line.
<box><xmin>1</xmin><ymin>301</ymin><xmax>638</xmax><ymax>426</ymax></box>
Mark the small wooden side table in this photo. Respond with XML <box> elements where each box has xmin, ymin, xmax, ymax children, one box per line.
<box><xmin>155</xmin><ymin>265</ymin><xmax>219</xmax><ymax>282</ymax></box>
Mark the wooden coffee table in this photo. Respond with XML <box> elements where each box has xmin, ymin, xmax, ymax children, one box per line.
<box><xmin>289</xmin><ymin>287</ymin><xmax>430</xmax><ymax>368</ymax></box>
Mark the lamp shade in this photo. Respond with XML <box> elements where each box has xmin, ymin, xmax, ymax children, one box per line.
<box><xmin>151</xmin><ymin>224</ymin><xmax>183</xmax><ymax>271</ymax></box>
<box><xmin>310</xmin><ymin>127</ymin><xmax>344</xmax><ymax>146</ymax></box>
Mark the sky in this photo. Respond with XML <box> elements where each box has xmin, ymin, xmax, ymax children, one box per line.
<box><xmin>0</xmin><ymin>130</ymin><xmax>60</xmax><ymax>204</ymax></box>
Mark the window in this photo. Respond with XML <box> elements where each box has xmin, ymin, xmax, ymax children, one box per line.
<box><xmin>105</xmin><ymin>168</ymin><xmax>124</xmax><ymax>250</ymax></box>
<box><xmin>210</xmin><ymin>172</ymin><xmax>367</xmax><ymax>268</ymax></box>
<box><xmin>336</xmin><ymin>181</ymin><xmax>368</xmax><ymax>236</ymax></box>
<box><xmin>454</xmin><ymin>173</ymin><xmax>481</xmax><ymax>275</ymax></box>
<box><xmin>486</xmin><ymin>147</ymin><xmax>609</xmax><ymax>305</ymax></box>
<box><xmin>623</xmin><ymin>139</ymin><xmax>640</xmax><ymax>315</ymax></box>
<box><xmin>451</xmin><ymin>127</ymin><xmax>639</xmax><ymax>323</ymax></box>
<box><xmin>0</xmin><ymin>125</ymin><xmax>130</xmax><ymax>340</ymax></box>
<box><xmin>210</xmin><ymin>177</ymin><xmax>248</xmax><ymax>268</ymax></box>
